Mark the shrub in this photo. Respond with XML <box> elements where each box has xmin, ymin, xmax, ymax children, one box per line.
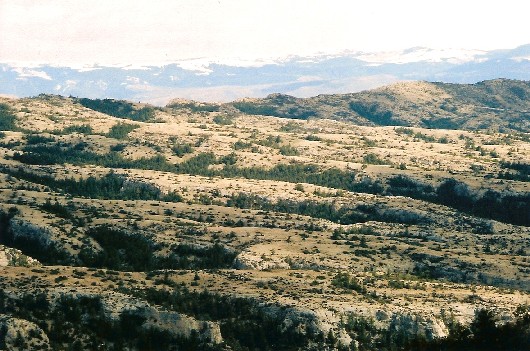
<box><xmin>60</xmin><ymin>124</ymin><xmax>94</xmax><ymax>135</ymax></box>
<box><xmin>331</xmin><ymin>272</ymin><xmax>366</xmax><ymax>293</ymax></box>
<box><xmin>40</xmin><ymin>199</ymin><xmax>72</xmax><ymax>219</ymax></box>
<box><xmin>279</xmin><ymin>145</ymin><xmax>299</xmax><ymax>156</ymax></box>
<box><xmin>304</xmin><ymin>134</ymin><xmax>322</xmax><ymax>141</ymax></box>
<box><xmin>110</xmin><ymin>143</ymin><xmax>126</xmax><ymax>152</ymax></box>
<box><xmin>0</xmin><ymin>103</ymin><xmax>17</xmax><ymax>130</ymax></box>
<box><xmin>106</xmin><ymin>123</ymin><xmax>139</xmax><ymax>139</ymax></box>
<box><xmin>213</xmin><ymin>115</ymin><xmax>233</xmax><ymax>125</ymax></box>
<box><xmin>172</xmin><ymin>143</ymin><xmax>194</xmax><ymax>157</ymax></box>
<box><xmin>25</xmin><ymin>134</ymin><xmax>55</xmax><ymax>144</ymax></box>
<box><xmin>363</xmin><ymin>153</ymin><xmax>387</xmax><ymax>165</ymax></box>
<box><xmin>233</xmin><ymin>140</ymin><xmax>252</xmax><ymax>150</ymax></box>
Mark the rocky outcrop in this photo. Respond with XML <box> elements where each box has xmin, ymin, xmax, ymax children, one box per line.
<box><xmin>0</xmin><ymin>245</ymin><xmax>39</xmax><ymax>267</ymax></box>
<box><xmin>147</xmin><ymin>311</ymin><xmax>223</xmax><ymax>344</ymax></box>
<box><xmin>388</xmin><ymin>312</ymin><xmax>449</xmax><ymax>343</ymax></box>
<box><xmin>233</xmin><ymin>250</ymin><xmax>332</xmax><ymax>271</ymax></box>
<box><xmin>259</xmin><ymin>304</ymin><xmax>358</xmax><ymax>349</ymax></box>
<box><xmin>9</xmin><ymin>218</ymin><xmax>54</xmax><ymax>248</ymax></box>
<box><xmin>233</xmin><ymin>250</ymin><xmax>291</xmax><ymax>270</ymax></box>
<box><xmin>0</xmin><ymin>315</ymin><xmax>51</xmax><ymax>351</ymax></box>
<box><xmin>49</xmin><ymin>289</ymin><xmax>223</xmax><ymax>345</ymax></box>
<box><xmin>4</xmin><ymin>218</ymin><xmax>74</xmax><ymax>264</ymax></box>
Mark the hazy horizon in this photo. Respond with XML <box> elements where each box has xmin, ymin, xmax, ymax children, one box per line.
<box><xmin>1</xmin><ymin>1</ymin><xmax>529</xmax><ymax>103</ymax></box>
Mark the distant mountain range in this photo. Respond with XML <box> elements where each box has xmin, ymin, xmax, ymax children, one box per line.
<box><xmin>2</xmin><ymin>45</ymin><xmax>530</xmax><ymax>105</ymax></box>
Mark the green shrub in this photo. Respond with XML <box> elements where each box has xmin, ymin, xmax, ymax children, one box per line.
<box><xmin>331</xmin><ymin>272</ymin><xmax>366</xmax><ymax>293</ymax></box>
<box><xmin>279</xmin><ymin>145</ymin><xmax>299</xmax><ymax>156</ymax></box>
<box><xmin>233</xmin><ymin>140</ymin><xmax>253</xmax><ymax>150</ymax></box>
<box><xmin>60</xmin><ymin>124</ymin><xmax>93</xmax><ymax>135</ymax></box>
<box><xmin>349</xmin><ymin>101</ymin><xmax>395</xmax><ymax>125</ymax></box>
<box><xmin>167</xmin><ymin>102</ymin><xmax>219</xmax><ymax>112</ymax></box>
<box><xmin>363</xmin><ymin>153</ymin><xmax>387</xmax><ymax>165</ymax></box>
<box><xmin>40</xmin><ymin>199</ymin><xmax>72</xmax><ymax>219</ymax></box>
<box><xmin>110</xmin><ymin>143</ymin><xmax>126</xmax><ymax>152</ymax></box>
<box><xmin>0</xmin><ymin>103</ymin><xmax>17</xmax><ymax>131</ymax></box>
<box><xmin>304</xmin><ymin>134</ymin><xmax>322</xmax><ymax>141</ymax></box>
<box><xmin>232</xmin><ymin>102</ymin><xmax>278</xmax><ymax>116</ymax></box>
<box><xmin>213</xmin><ymin>115</ymin><xmax>234</xmax><ymax>125</ymax></box>
<box><xmin>106</xmin><ymin>123</ymin><xmax>139</xmax><ymax>139</ymax></box>
<box><xmin>172</xmin><ymin>143</ymin><xmax>194</xmax><ymax>157</ymax></box>
<box><xmin>25</xmin><ymin>134</ymin><xmax>55</xmax><ymax>144</ymax></box>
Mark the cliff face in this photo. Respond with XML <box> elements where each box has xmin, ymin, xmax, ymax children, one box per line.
<box><xmin>0</xmin><ymin>216</ymin><xmax>76</xmax><ymax>265</ymax></box>
<box><xmin>0</xmin><ymin>284</ymin><xmax>523</xmax><ymax>351</ymax></box>
<box><xmin>95</xmin><ymin>291</ymin><xmax>223</xmax><ymax>344</ymax></box>
<box><xmin>0</xmin><ymin>288</ymin><xmax>223</xmax><ymax>350</ymax></box>
<box><xmin>388</xmin><ymin>313</ymin><xmax>449</xmax><ymax>343</ymax></box>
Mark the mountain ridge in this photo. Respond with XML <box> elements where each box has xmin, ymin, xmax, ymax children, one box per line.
<box><xmin>167</xmin><ymin>78</ymin><xmax>530</xmax><ymax>132</ymax></box>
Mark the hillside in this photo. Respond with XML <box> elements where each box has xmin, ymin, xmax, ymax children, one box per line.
<box><xmin>214</xmin><ymin>79</ymin><xmax>530</xmax><ymax>132</ymax></box>
<box><xmin>0</xmin><ymin>88</ymin><xmax>528</xmax><ymax>350</ymax></box>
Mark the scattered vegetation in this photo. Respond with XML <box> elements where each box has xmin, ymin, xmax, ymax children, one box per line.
<box><xmin>0</xmin><ymin>85</ymin><xmax>529</xmax><ymax>350</ymax></box>
<box><xmin>0</xmin><ymin>168</ymin><xmax>167</xmax><ymax>201</ymax></box>
<box><xmin>9</xmin><ymin>141</ymin><xmax>529</xmax><ymax>225</ymax></box>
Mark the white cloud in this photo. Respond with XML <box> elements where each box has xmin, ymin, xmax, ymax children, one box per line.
<box><xmin>355</xmin><ymin>48</ymin><xmax>487</xmax><ymax>64</ymax></box>
<box><xmin>93</xmin><ymin>80</ymin><xmax>108</xmax><ymax>90</ymax></box>
<box><xmin>65</xmin><ymin>80</ymin><xmax>77</xmax><ymax>88</ymax></box>
<box><xmin>126</xmin><ymin>76</ymin><xmax>141</xmax><ymax>84</ymax></box>
<box><xmin>12</xmin><ymin>67</ymin><xmax>52</xmax><ymax>80</ymax></box>
<box><xmin>1</xmin><ymin>0</ymin><xmax>529</xmax><ymax>66</ymax></box>
<box><xmin>176</xmin><ymin>59</ymin><xmax>214</xmax><ymax>75</ymax></box>
<box><xmin>296</xmin><ymin>76</ymin><xmax>323</xmax><ymax>83</ymax></box>
<box><xmin>512</xmin><ymin>56</ymin><xmax>530</xmax><ymax>62</ymax></box>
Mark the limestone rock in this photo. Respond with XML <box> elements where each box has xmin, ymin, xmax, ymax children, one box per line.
<box><xmin>388</xmin><ymin>312</ymin><xmax>449</xmax><ymax>342</ymax></box>
<box><xmin>9</xmin><ymin>219</ymin><xmax>54</xmax><ymax>248</ymax></box>
<box><xmin>0</xmin><ymin>245</ymin><xmax>40</xmax><ymax>267</ymax></box>
<box><xmin>233</xmin><ymin>251</ymin><xmax>291</xmax><ymax>270</ymax></box>
<box><xmin>0</xmin><ymin>315</ymin><xmax>51</xmax><ymax>351</ymax></box>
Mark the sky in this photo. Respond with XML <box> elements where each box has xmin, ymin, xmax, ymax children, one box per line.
<box><xmin>1</xmin><ymin>0</ymin><xmax>529</xmax><ymax>67</ymax></box>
